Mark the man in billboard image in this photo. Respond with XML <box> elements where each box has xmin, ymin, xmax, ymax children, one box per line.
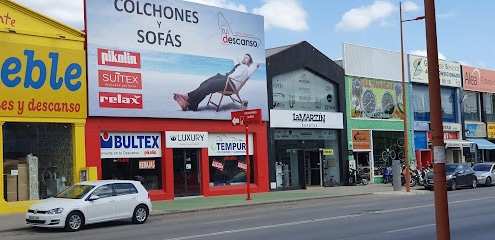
<box><xmin>173</xmin><ymin>54</ymin><xmax>259</xmax><ymax>111</ymax></box>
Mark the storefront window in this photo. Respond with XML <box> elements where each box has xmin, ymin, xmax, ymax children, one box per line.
<box><xmin>413</xmin><ymin>85</ymin><xmax>457</xmax><ymax>122</ymax></box>
<box><xmin>273</xmin><ymin>129</ymin><xmax>340</xmax><ymax>188</ymax></box>
<box><xmin>272</xmin><ymin>69</ymin><xmax>338</xmax><ymax>112</ymax></box>
<box><xmin>3</xmin><ymin>123</ymin><xmax>73</xmax><ymax>201</ymax></box>
<box><xmin>209</xmin><ymin>156</ymin><xmax>254</xmax><ymax>186</ymax></box>
<box><xmin>372</xmin><ymin>131</ymin><xmax>405</xmax><ymax>169</ymax></box>
<box><xmin>462</xmin><ymin>91</ymin><xmax>481</xmax><ymax>122</ymax></box>
<box><xmin>483</xmin><ymin>93</ymin><xmax>495</xmax><ymax>122</ymax></box>
<box><xmin>101</xmin><ymin>158</ymin><xmax>162</xmax><ymax>190</ymax></box>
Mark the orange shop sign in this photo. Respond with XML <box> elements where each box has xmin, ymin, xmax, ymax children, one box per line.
<box><xmin>352</xmin><ymin>130</ymin><xmax>371</xmax><ymax>150</ymax></box>
<box><xmin>138</xmin><ymin>160</ymin><xmax>155</xmax><ymax>170</ymax></box>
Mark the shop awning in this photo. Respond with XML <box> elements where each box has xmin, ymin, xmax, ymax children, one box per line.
<box><xmin>444</xmin><ymin>140</ymin><xmax>473</xmax><ymax>148</ymax></box>
<box><xmin>467</xmin><ymin>138</ymin><xmax>495</xmax><ymax>150</ymax></box>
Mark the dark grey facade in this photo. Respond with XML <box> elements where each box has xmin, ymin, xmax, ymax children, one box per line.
<box><xmin>266</xmin><ymin>41</ymin><xmax>348</xmax><ymax>190</ymax></box>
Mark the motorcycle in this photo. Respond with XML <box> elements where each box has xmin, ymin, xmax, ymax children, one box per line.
<box><xmin>400</xmin><ymin>165</ymin><xmax>418</xmax><ymax>187</ymax></box>
<box><xmin>349</xmin><ymin>168</ymin><xmax>369</xmax><ymax>185</ymax></box>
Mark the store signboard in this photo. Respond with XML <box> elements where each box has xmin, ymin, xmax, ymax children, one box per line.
<box><xmin>462</xmin><ymin>65</ymin><xmax>495</xmax><ymax>92</ymax></box>
<box><xmin>351</xmin><ymin>130</ymin><xmax>371</xmax><ymax>150</ymax></box>
<box><xmin>100</xmin><ymin>132</ymin><xmax>161</xmax><ymax>158</ymax></box>
<box><xmin>85</xmin><ymin>0</ymin><xmax>268</xmax><ymax>121</ymax></box>
<box><xmin>165</xmin><ymin>131</ymin><xmax>208</xmax><ymax>148</ymax></box>
<box><xmin>208</xmin><ymin>133</ymin><xmax>253</xmax><ymax>156</ymax></box>
<box><xmin>270</xmin><ymin>109</ymin><xmax>343</xmax><ymax>129</ymax></box>
<box><xmin>408</xmin><ymin>55</ymin><xmax>462</xmax><ymax>87</ymax></box>
<box><xmin>0</xmin><ymin>42</ymin><xmax>87</xmax><ymax>118</ymax></box>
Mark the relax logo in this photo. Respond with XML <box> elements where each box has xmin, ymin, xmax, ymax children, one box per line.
<box><xmin>218</xmin><ymin>12</ymin><xmax>261</xmax><ymax>48</ymax></box>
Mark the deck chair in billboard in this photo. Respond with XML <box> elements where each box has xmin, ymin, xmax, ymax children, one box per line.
<box><xmin>207</xmin><ymin>64</ymin><xmax>258</xmax><ymax>112</ymax></box>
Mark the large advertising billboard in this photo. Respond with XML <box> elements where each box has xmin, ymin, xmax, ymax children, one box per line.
<box><xmin>0</xmin><ymin>42</ymin><xmax>87</xmax><ymax>118</ymax></box>
<box><xmin>408</xmin><ymin>55</ymin><xmax>462</xmax><ymax>87</ymax></box>
<box><xmin>85</xmin><ymin>0</ymin><xmax>267</xmax><ymax>120</ymax></box>
<box><xmin>462</xmin><ymin>65</ymin><xmax>495</xmax><ymax>93</ymax></box>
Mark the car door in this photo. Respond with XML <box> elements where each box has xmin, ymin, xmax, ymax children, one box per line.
<box><xmin>460</xmin><ymin>164</ymin><xmax>472</xmax><ymax>186</ymax></box>
<box><xmin>114</xmin><ymin>183</ymin><xmax>139</xmax><ymax>219</ymax></box>
<box><xmin>84</xmin><ymin>184</ymin><xmax>116</xmax><ymax>223</ymax></box>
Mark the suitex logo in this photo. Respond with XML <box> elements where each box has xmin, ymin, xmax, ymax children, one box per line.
<box><xmin>97</xmin><ymin>48</ymin><xmax>141</xmax><ymax>68</ymax></box>
<box><xmin>98</xmin><ymin>70</ymin><xmax>142</xmax><ymax>89</ymax></box>
<box><xmin>99</xmin><ymin>92</ymin><xmax>143</xmax><ymax>109</ymax></box>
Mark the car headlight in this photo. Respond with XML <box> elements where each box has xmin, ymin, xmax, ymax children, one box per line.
<box><xmin>446</xmin><ymin>175</ymin><xmax>453</xmax><ymax>180</ymax></box>
<box><xmin>46</xmin><ymin>208</ymin><xmax>64</xmax><ymax>214</ymax></box>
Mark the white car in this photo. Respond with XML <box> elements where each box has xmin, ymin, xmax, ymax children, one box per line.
<box><xmin>473</xmin><ymin>162</ymin><xmax>495</xmax><ymax>187</ymax></box>
<box><xmin>26</xmin><ymin>180</ymin><xmax>152</xmax><ymax>231</ymax></box>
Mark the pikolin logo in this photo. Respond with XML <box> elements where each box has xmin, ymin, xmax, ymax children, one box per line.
<box><xmin>97</xmin><ymin>48</ymin><xmax>141</xmax><ymax>68</ymax></box>
<box><xmin>218</xmin><ymin>13</ymin><xmax>261</xmax><ymax>48</ymax></box>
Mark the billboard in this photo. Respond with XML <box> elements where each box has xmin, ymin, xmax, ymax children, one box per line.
<box><xmin>462</xmin><ymin>65</ymin><xmax>495</xmax><ymax>93</ymax></box>
<box><xmin>408</xmin><ymin>55</ymin><xmax>462</xmax><ymax>87</ymax></box>
<box><xmin>85</xmin><ymin>0</ymin><xmax>267</xmax><ymax>120</ymax></box>
<box><xmin>0</xmin><ymin>42</ymin><xmax>87</xmax><ymax>118</ymax></box>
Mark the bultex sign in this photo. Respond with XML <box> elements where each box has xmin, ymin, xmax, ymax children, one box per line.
<box><xmin>100</xmin><ymin>132</ymin><xmax>161</xmax><ymax>158</ymax></box>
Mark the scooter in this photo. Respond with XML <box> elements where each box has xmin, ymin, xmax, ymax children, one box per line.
<box><xmin>349</xmin><ymin>168</ymin><xmax>369</xmax><ymax>185</ymax></box>
<box><xmin>383</xmin><ymin>166</ymin><xmax>393</xmax><ymax>184</ymax></box>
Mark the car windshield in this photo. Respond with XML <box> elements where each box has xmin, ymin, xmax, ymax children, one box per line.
<box><xmin>445</xmin><ymin>164</ymin><xmax>458</xmax><ymax>173</ymax></box>
<box><xmin>473</xmin><ymin>165</ymin><xmax>492</xmax><ymax>172</ymax></box>
<box><xmin>55</xmin><ymin>184</ymin><xmax>95</xmax><ymax>199</ymax></box>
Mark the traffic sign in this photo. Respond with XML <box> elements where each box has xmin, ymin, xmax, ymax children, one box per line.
<box><xmin>231</xmin><ymin>109</ymin><xmax>262</xmax><ymax>126</ymax></box>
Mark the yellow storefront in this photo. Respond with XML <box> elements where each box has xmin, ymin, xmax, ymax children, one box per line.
<box><xmin>0</xmin><ymin>0</ymin><xmax>90</xmax><ymax>213</ymax></box>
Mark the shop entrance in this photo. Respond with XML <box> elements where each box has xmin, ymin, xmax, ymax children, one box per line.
<box><xmin>173</xmin><ymin>149</ymin><xmax>200</xmax><ymax>197</ymax></box>
<box><xmin>304</xmin><ymin>149</ymin><xmax>323</xmax><ymax>187</ymax></box>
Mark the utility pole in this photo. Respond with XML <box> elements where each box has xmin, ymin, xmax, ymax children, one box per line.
<box><xmin>424</xmin><ymin>0</ymin><xmax>451</xmax><ymax>239</ymax></box>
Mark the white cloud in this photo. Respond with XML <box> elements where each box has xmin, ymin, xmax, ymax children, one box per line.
<box><xmin>410</xmin><ymin>50</ymin><xmax>446</xmax><ymax>60</ymax></box>
<box><xmin>335</xmin><ymin>0</ymin><xmax>395</xmax><ymax>31</ymax></box>
<box><xmin>14</xmin><ymin>0</ymin><xmax>84</xmax><ymax>29</ymax></box>
<box><xmin>184</xmin><ymin>0</ymin><xmax>247</xmax><ymax>12</ymax></box>
<box><xmin>402</xmin><ymin>1</ymin><xmax>420</xmax><ymax>12</ymax></box>
<box><xmin>253</xmin><ymin>0</ymin><xmax>308</xmax><ymax>31</ymax></box>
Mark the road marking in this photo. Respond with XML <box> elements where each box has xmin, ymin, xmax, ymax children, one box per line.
<box><xmin>163</xmin><ymin>195</ymin><xmax>495</xmax><ymax>240</ymax></box>
<box><xmin>343</xmin><ymin>203</ymin><xmax>374</xmax><ymax>208</ymax></box>
<box><xmin>204</xmin><ymin>217</ymin><xmax>259</xmax><ymax>224</ymax></box>
<box><xmin>386</xmin><ymin>224</ymin><xmax>436</xmax><ymax>233</ymax></box>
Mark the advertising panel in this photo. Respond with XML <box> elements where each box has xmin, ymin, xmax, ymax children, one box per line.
<box><xmin>208</xmin><ymin>133</ymin><xmax>253</xmax><ymax>156</ymax></box>
<box><xmin>462</xmin><ymin>65</ymin><xmax>495</xmax><ymax>93</ymax></box>
<box><xmin>352</xmin><ymin>130</ymin><xmax>371</xmax><ymax>150</ymax></box>
<box><xmin>100</xmin><ymin>132</ymin><xmax>162</xmax><ymax>158</ymax></box>
<box><xmin>165</xmin><ymin>131</ymin><xmax>208</xmax><ymax>148</ymax></box>
<box><xmin>0</xmin><ymin>42</ymin><xmax>87</xmax><ymax>118</ymax></box>
<box><xmin>85</xmin><ymin>0</ymin><xmax>267</xmax><ymax>120</ymax></box>
<box><xmin>349</xmin><ymin>76</ymin><xmax>405</xmax><ymax>120</ymax></box>
<box><xmin>269</xmin><ymin>109</ymin><xmax>343</xmax><ymax>129</ymax></box>
<box><xmin>408</xmin><ymin>55</ymin><xmax>462</xmax><ymax>87</ymax></box>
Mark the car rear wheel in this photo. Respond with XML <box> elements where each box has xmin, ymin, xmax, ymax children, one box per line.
<box><xmin>471</xmin><ymin>177</ymin><xmax>477</xmax><ymax>188</ymax></box>
<box><xmin>65</xmin><ymin>211</ymin><xmax>84</xmax><ymax>232</ymax></box>
<box><xmin>448</xmin><ymin>180</ymin><xmax>457</xmax><ymax>191</ymax></box>
<box><xmin>485</xmin><ymin>177</ymin><xmax>492</xmax><ymax>187</ymax></box>
<box><xmin>132</xmin><ymin>205</ymin><xmax>149</xmax><ymax>224</ymax></box>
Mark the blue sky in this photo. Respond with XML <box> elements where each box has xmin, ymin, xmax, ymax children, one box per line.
<box><xmin>13</xmin><ymin>0</ymin><xmax>495</xmax><ymax>70</ymax></box>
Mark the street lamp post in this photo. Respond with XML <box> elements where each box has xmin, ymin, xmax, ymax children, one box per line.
<box><xmin>400</xmin><ymin>2</ymin><xmax>424</xmax><ymax>192</ymax></box>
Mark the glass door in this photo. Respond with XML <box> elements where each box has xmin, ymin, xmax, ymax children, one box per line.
<box><xmin>173</xmin><ymin>149</ymin><xmax>200</xmax><ymax>197</ymax></box>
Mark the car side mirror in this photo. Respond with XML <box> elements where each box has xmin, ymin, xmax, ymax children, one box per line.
<box><xmin>88</xmin><ymin>195</ymin><xmax>100</xmax><ymax>201</ymax></box>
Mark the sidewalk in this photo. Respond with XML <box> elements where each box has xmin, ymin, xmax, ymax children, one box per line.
<box><xmin>0</xmin><ymin>184</ymin><xmax>427</xmax><ymax>232</ymax></box>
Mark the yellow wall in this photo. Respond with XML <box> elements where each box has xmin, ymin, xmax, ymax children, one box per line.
<box><xmin>0</xmin><ymin>0</ymin><xmax>87</xmax><ymax>214</ymax></box>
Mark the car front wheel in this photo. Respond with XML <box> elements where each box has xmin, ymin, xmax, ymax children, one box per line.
<box><xmin>485</xmin><ymin>177</ymin><xmax>492</xmax><ymax>187</ymax></box>
<box><xmin>132</xmin><ymin>205</ymin><xmax>149</xmax><ymax>224</ymax></box>
<box><xmin>65</xmin><ymin>211</ymin><xmax>84</xmax><ymax>232</ymax></box>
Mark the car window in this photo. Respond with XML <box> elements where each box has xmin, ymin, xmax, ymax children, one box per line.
<box><xmin>92</xmin><ymin>184</ymin><xmax>114</xmax><ymax>198</ymax></box>
<box><xmin>463</xmin><ymin>165</ymin><xmax>472</xmax><ymax>172</ymax></box>
<box><xmin>473</xmin><ymin>164</ymin><xmax>491</xmax><ymax>171</ymax></box>
<box><xmin>55</xmin><ymin>185</ymin><xmax>94</xmax><ymax>199</ymax></box>
<box><xmin>115</xmin><ymin>183</ymin><xmax>138</xmax><ymax>196</ymax></box>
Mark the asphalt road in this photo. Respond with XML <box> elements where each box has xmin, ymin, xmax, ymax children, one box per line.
<box><xmin>3</xmin><ymin>186</ymin><xmax>495</xmax><ymax>240</ymax></box>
